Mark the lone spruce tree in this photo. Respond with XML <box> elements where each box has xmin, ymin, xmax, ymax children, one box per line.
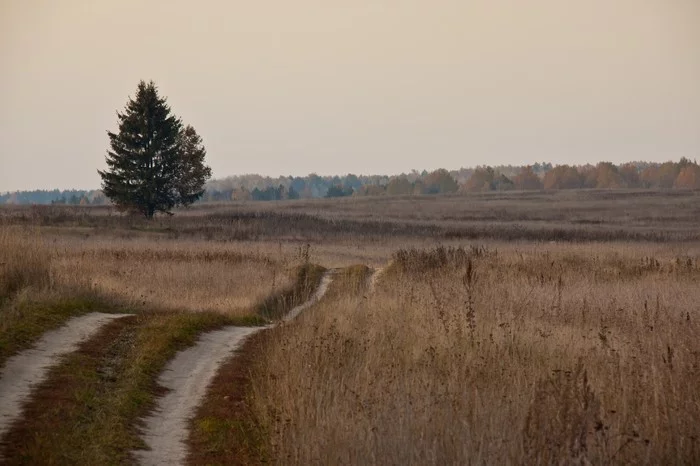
<box><xmin>99</xmin><ymin>81</ymin><xmax>211</xmax><ymax>218</ymax></box>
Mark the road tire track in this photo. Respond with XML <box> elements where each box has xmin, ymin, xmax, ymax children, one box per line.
<box><xmin>368</xmin><ymin>261</ymin><xmax>392</xmax><ymax>293</ymax></box>
<box><xmin>0</xmin><ymin>312</ymin><xmax>132</xmax><ymax>441</ymax></box>
<box><xmin>283</xmin><ymin>270</ymin><xmax>334</xmax><ymax>322</ymax></box>
<box><xmin>135</xmin><ymin>270</ymin><xmax>334</xmax><ymax>466</ymax></box>
<box><xmin>134</xmin><ymin>326</ymin><xmax>262</xmax><ymax>466</ymax></box>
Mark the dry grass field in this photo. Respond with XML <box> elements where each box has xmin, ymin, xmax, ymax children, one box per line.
<box><xmin>2</xmin><ymin>227</ymin><xmax>295</xmax><ymax>315</ymax></box>
<box><xmin>1</xmin><ymin>189</ymin><xmax>700</xmax><ymax>464</ymax></box>
<box><xmin>51</xmin><ymin>236</ymin><xmax>294</xmax><ymax>315</ymax></box>
<box><xmin>251</xmin><ymin>244</ymin><xmax>700</xmax><ymax>464</ymax></box>
<box><xmin>4</xmin><ymin>189</ymin><xmax>700</xmax><ymax>244</ymax></box>
<box><xmin>0</xmin><ymin>222</ymin><xmax>300</xmax><ymax>366</ymax></box>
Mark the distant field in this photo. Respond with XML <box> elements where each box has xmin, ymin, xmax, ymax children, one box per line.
<box><xmin>1</xmin><ymin>189</ymin><xmax>699</xmax><ymax>464</ymax></box>
<box><xmin>2</xmin><ymin>189</ymin><xmax>699</xmax><ymax>244</ymax></box>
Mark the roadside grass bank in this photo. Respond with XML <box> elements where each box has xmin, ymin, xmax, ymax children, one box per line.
<box><xmin>0</xmin><ymin>227</ymin><xmax>122</xmax><ymax>369</ymax></box>
<box><xmin>187</xmin><ymin>263</ymin><xmax>349</xmax><ymax>465</ymax></box>
<box><xmin>0</xmin><ymin>294</ymin><xmax>125</xmax><ymax>372</ymax></box>
<box><xmin>326</xmin><ymin>264</ymin><xmax>372</xmax><ymax>299</ymax></box>
<box><xmin>186</xmin><ymin>330</ymin><xmax>269</xmax><ymax>466</ymax></box>
<box><xmin>0</xmin><ymin>310</ymin><xmax>248</xmax><ymax>464</ymax></box>
<box><xmin>256</xmin><ymin>263</ymin><xmax>326</xmax><ymax>321</ymax></box>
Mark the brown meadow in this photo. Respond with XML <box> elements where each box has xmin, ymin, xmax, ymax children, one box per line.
<box><xmin>251</xmin><ymin>244</ymin><xmax>700</xmax><ymax>464</ymax></box>
<box><xmin>1</xmin><ymin>189</ymin><xmax>700</xmax><ymax>464</ymax></box>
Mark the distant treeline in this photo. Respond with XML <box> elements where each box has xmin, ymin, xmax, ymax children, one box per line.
<box><xmin>0</xmin><ymin>189</ymin><xmax>107</xmax><ymax>206</ymax></box>
<box><xmin>3</xmin><ymin>159</ymin><xmax>699</xmax><ymax>205</ymax></box>
<box><xmin>205</xmin><ymin>159</ymin><xmax>700</xmax><ymax>201</ymax></box>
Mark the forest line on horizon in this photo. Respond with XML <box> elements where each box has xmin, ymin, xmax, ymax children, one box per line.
<box><xmin>3</xmin><ymin>158</ymin><xmax>699</xmax><ymax>206</ymax></box>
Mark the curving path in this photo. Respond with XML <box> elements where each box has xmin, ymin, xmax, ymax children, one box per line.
<box><xmin>135</xmin><ymin>270</ymin><xmax>335</xmax><ymax>466</ymax></box>
<box><xmin>134</xmin><ymin>326</ymin><xmax>262</xmax><ymax>466</ymax></box>
<box><xmin>0</xmin><ymin>312</ymin><xmax>132</xmax><ymax>441</ymax></box>
<box><xmin>283</xmin><ymin>270</ymin><xmax>334</xmax><ymax>322</ymax></box>
<box><xmin>368</xmin><ymin>261</ymin><xmax>391</xmax><ymax>293</ymax></box>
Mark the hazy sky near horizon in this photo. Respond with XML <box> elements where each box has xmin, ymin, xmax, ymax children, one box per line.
<box><xmin>1</xmin><ymin>0</ymin><xmax>699</xmax><ymax>191</ymax></box>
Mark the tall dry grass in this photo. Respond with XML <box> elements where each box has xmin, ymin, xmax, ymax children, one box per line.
<box><xmin>43</xmin><ymin>235</ymin><xmax>299</xmax><ymax>315</ymax></box>
<box><xmin>0</xmin><ymin>227</ymin><xmax>52</xmax><ymax>299</ymax></box>
<box><xmin>51</xmin><ymin>237</ymin><xmax>294</xmax><ymax>315</ymax></box>
<box><xmin>252</xmin><ymin>245</ymin><xmax>700</xmax><ymax>464</ymax></box>
<box><xmin>1</xmin><ymin>226</ymin><xmax>297</xmax><ymax>316</ymax></box>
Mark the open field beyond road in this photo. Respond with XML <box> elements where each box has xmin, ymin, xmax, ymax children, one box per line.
<box><xmin>1</xmin><ymin>190</ymin><xmax>699</xmax><ymax>464</ymax></box>
<box><xmin>3</xmin><ymin>189</ymin><xmax>700</xmax><ymax>244</ymax></box>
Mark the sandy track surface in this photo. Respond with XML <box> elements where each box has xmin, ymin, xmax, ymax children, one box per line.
<box><xmin>369</xmin><ymin>261</ymin><xmax>391</xmax><ymax>293</ymax></box>
<box><xmin>135</xmin><ymin>270</ymin><xmax>334</xmax><ymax>466</ymax></box>
<box><xmin>0</xmin><ymin>312</ymin><xmax>131</xmax><ymax>440</ymax></box>
<box><xmin>283</xmin><ymin>270</ymin><xmax>334</xmax><ymax>322</ymax></box>
<box><xmin>135</xmin><ymin>326</ymin><xmax>263</xmax><ymax>466</ymax></box>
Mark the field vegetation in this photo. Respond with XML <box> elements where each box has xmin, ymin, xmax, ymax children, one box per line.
<box><xmin>1</xmin><ymin>188</ymin><xmax>699</xmax><ymax>464</ymax></box>
<box><xmin>4</xmin><ymin>189</ymin><xmax>699</xmax><ymax>244</ymax></box>
<box><xmin>250</xmin><ymin>244</ymin><xmax>700</xmax><ymax>464</ymax></box>
<box><xmin>0</xmin><ymin>210</ymin><xmax>315</xmax><ymax>463</ymax></box>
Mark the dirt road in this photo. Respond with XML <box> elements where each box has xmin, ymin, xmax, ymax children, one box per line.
<box><xmin>135</xmin><ymin>270</ymin><xmax>334</xmax><ymax>466</ymax></box>
<box><xmin>283</xmin><ymin>270</ymin><xmax>334</xmax><ymax>322</ymax></box>
<box><xmin>134</xmin><ymin>326</ymin><xmax>262</xmax><ymax>466</ymax></box>
<box><xmin>368</xmin><ymin>261</ymin><xmax>391</xmax><ymax>293</ymax></box>
<box><xmin>0</xmin><ymin>312</ymin><xmax>131</xmax><ymax>440</ymax></box>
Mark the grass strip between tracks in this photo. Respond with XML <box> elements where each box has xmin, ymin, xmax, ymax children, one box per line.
<box><xmin>0</xmin><ymin>310</ymin><xmax>248</xmax><ymax>464</ymax></box>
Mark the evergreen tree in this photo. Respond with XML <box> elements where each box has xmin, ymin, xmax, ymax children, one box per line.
<box><xmin>175</xmin><ymin>125</ymin><xmax>212</xmax><ymax>206</ymax></box>
<box><xmin>98</xmin><ymin>81</ymin><xmax>211</xmax><ymax>218</ymax></box>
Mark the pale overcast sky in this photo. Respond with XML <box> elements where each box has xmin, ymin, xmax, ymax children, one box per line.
<box><xmin>1</xmin><ymin>0</ymin><xmax>699</xmax><ymax>191</ymax></box>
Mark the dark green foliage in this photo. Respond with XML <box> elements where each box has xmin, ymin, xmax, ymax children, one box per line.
<box><xmin>98</xmin><ymin>81</ymin><xmax>211</xmax><ymax>218</ymax></box>
<box><xmin>325</xmin><ymin>184</ymin><xmax>353</xmax><ymax>198</ymax></box>
<box><xmin>250</xmin><ymin>185</ymin><xmax>296</xmax><ymax>201</ymax></box>
<box><xmin>175</xmin><ymin>125</ymin><xmax>212</xmax><ymax>206</ymax></box>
